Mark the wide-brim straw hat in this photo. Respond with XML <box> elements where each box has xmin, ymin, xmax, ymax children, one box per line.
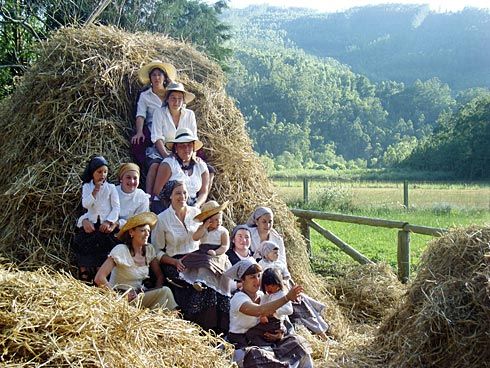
<box><xmin>194</xmin><ymin>200</ymin><xmax>229</xmax><ymax>222</ymax></box>
<box><xmin>138</xmin><ymin>60</ymin><xmax>177</xmax><ymax>85</ymax></box>
<box><xmin>165</xmin><ymin>82</ymin><xmax>195</xmax><ymax>104</ymax></box>
<box><xmin>165</xmin><ymin>127</ymin><xmax>204</xmax><ymax>151</ymax></box>
<box><xmin>116</xmin><ymin>212</ymin><xmax>158</xmax><ymax>240</ymax></box>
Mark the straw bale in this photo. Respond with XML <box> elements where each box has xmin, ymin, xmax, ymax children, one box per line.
<box><xmin>0</xmin><ymin>264</ymin><xmax>233</xmax><ymax>367</ymax></box>
<box><xmin>0</xmin><ymin>24</ymin><xmax>347</xmax><ymax>336</ymax></box>
<box><xmin>373</xmin><ymin>226</ymin><xmax>490</xmax><ymax>368</ymax></box>
<box><xmin>326</xmin><ymin>263</ymin><xmax>405</xmax><ymax>323</ymax></box>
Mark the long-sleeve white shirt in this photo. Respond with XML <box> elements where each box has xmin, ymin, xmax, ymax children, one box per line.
<box><xmin>77</xmin><ymin>181</ymin><xmax>120</xmax><ymax>227</ymax></box>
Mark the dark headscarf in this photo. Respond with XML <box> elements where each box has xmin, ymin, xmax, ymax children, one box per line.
<box><xmin>81</xmin><ymin>156</ymin><xmax>109</xmax><ymax>183</ymax></box>
<box><xmin>158</xmin><ymin>180</ymin><xmax>185</xmax><ymax>209</ymax></box>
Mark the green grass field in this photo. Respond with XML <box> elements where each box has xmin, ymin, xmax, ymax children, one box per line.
<box><xmin>272</xmin><ymin>178</ymin><xmax>490</xmax><ymax>277</ymax></box>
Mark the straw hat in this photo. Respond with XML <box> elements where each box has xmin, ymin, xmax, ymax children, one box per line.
<box><xmin>116</xmin><ymin>212</ymin><xmax>158</xmax><ymax>240</ymax></box>
<box><xmin>165</xmin><ymin>82</ymin><xmax>195</xmax><ymax>104</ymax></box>
<box><xmin>194</xmin><ymin>200</ymin><xmax>229</xmax><ymax>222</ymax></box>
<box><xmin>164</xmin><ymin>127</ymin><xmax>203</xmax><ymax>151</ymax></box>
<box><xmin>138</xmin><ymin>60</ymin><xmax>177</xmax><ymax>85</ymax></box>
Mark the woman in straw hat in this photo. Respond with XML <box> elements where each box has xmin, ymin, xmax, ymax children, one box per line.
<box><xmin>179</xmin><ymin>200</ymin><xmax>233</xmax><ymax>295</ymax></box>
<box><xmin>151</xmin><ymin>180</ymin><xmax>228</xmax><ymax>333</ymax></box>
<box><xmin>94</xmin><ymin>212</ymin><xmax>177</xmax><ymax>310</ymax></box>
<box><xmin>246</xmin><ymin>206</ymin><xmax>287</xmax><ymax>265</ymax></box>
<box><xmin>131</xmin><ymin>60</ymin><xmax>177</xmax><ymax>170</ymax></box>
<box><xmin>226</xmin><ymin>225</ymin><xmax>255</xmax><ymax>266</ymax></box>
<box><xmin>150</xmin><ymin>127</ymin><xmax>209</xmax><ymax>213</ymax></box>
<box><xmin>145</xmin><ymin>82</ymin><xmax>196</xmax><ymax>194</ymax></box>
<box><xmin>225</xmin><ymin>260</ymin><xmax>313</xmax><ymax>368</ymax></box>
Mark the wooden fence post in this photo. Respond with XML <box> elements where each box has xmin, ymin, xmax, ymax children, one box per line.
<box><xmin>298</xmin><ymin>218</ymin><xmax>311</xmax><ymax>256</ymax></box>
<box><xmin>397</xmin><ymin>226</ymin><xmax>410</xmax><ymax>283</ymax></box>
<box><xmin>303</xmin><ymin>177</ymin><xmax>309</xmax><ymax>204</ymax></box>
<box><xmin>403</xmin><ymin>180</ymin><xmax>409</xmax><ymax>209</ymax></box>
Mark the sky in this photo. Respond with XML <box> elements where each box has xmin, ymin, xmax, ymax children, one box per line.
<box><xmin>223</xmin><ymin>0</ymin><xmax>490</xmax><ymax>13</ymax></box>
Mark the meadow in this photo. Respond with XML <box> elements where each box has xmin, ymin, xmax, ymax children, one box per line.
<box><xmin>273</xmin><ymin>178</ymin><xmax>490</xmax><ymax>277</ymax></box>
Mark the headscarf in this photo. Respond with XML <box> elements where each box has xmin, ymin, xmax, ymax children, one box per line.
<box><xmin>223</xmin><ymin>259</ymin><xmax>258</xmax><ymax>281</ymax></box>
<box><xmin>159</xmin><ymin>180</ymin><xmax>184</xmax><ymax>203</ymax></box>
<box><xmin>246</xmin><ymin>206</ymin><xmax>273</xmax><ymax>227</ymax></box>
<box><xmin>118</xmin><ymin>163</ymin><xmax>140</xmax><ymax>180</ymax></box>
<box><xmin>81</xmin><ymin>156</ymin><xmax>109</xmax><ymax>183</ymax></box>
<box><xmin>259</xmin><ymin>240</ymin><xmax>279</xmax><ymax>258</ymax></box>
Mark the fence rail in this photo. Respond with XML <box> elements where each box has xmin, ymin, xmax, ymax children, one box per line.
<box><xmin>291</xmin><ymin>208</ymin><xmax>447</xmax><ymax>283</ymax></box>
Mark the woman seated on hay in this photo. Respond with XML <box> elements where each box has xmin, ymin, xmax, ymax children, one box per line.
<box><xmin>94</xmin><ymin>212</ymin><xmax>178</xmax><ymax>310</ymax></box>
<box><xmin>151</xmin><ymin>180</ymin><xmax>229</xmax><ymax>333</ymax></box>
<box><xmin>225</xmin><ymin>260</ymin><xmax>313</xmax><ymax>368</ymax></box>
<box><xmin>150</xmin><ymin>127</ymin><xmax>210</xmax><ymax>213</ymax></box>
<box><xmin>131</xmin><ymin>60</ymin><xmax>177</xmax><ymax>185</ymax></box>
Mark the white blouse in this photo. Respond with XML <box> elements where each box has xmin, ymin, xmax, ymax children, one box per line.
<box><xmin>229</xmin><ymin>291</ymin><xmax>262</xmax><ymax>334</ymax></box>
<box><xmin>163</xmin><ymin>156</ymin><xmax>208</xmax><ymax>199</ymax></box>
<box><xmin>151</xmin><ymin>206</ymin><xmax>201</xmax><ymax>259</ymax></box>
<box><xmin>248</xmin><ymin>227</ymin><xmax>287</xmax><ymax>265</ymax></box>
<box><xmin>108</xmin><ymin>243</ymin><xmax>156</xmax><ymax>290</ymax></box>
<box><xmin>151</xmin><ymin>107</ymin><xmax>197</xmax><ymax>145</ymax></box>
<box><xmin>77</xmin><ymin>181</ymin><xmax>120</xmax><ymax>227</ymax></box>
<box><xmin>136</xmin><ymin>88</ymin><xmax>165</xmax><ymax>124</ymax></box>
<box><xmin>116</xmin><ymin>185</ymin><xmax>150</xmax><ymax>228</ymax></box>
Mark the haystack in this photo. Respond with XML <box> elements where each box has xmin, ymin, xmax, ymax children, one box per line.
<box><xmin>371</xmin><ymin>227</ymin><xmax>490</xmax><ymax>368</ymax></box>
<box><xmin>0</xmin><ymin>264</ymin><xmax>233</xmax><ymax>367</ymax></box>
<box><xmin>0</xmin><ymin>24</ymin><xmax>346</xmax><ymax>336</ymax></box>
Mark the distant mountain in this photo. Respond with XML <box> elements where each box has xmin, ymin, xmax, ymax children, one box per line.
<box><xmin>224</xmin><ymin>5</ymin><xmax>490</xmax><ymax>90</ymax></box>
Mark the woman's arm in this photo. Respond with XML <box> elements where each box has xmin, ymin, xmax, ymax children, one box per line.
<box><xmin>160</xmin><ymin>254</ymin><xmax>186</xmax><ymax>272</ymax></box>
<box><xmin>132</xmin><ymin>116</ymin><xmax>145</xmax><ymax>144</ymax></box>
<box><xmin>195</xmin><ymin>170</ymin><xmax>209</xmax><ymax>208</ymax></box>
<box><xmin>150</xmin><ymin>258</ymin><xmax>164</xmax><ymax>288</ymax></box>
<box><xmin>94</xmin><ymin>257</ymin><xmax>116</xmax><ymax>288</ymax></box>
<box><xmin>152</xmin><ymin>162</ymin><xmax>172</xmax><ymax>197</ymax></box>
<box><xmin>239</xmin><ymin>285</ymin><xmax>303</xmax><ymax>317</ymax></box>
<box><xmin>154</xmin><ymin>139</ymin><xmax>169</xmax><ymax>159</ymax></box>
<box><xmin>215</xmin><ymin>230</ymin><xmax>230</xmax><ymax>255</ymax></box>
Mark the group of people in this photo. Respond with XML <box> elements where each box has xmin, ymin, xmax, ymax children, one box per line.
<box><xmin>71</xmin><ymin>60</ymin><xmax>329</xmax><ymax>367</ymax></box>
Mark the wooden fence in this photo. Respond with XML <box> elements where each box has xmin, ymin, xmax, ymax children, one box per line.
<box><xmin>291</xmin><ymin>208</ymin><xmax>447</xmax><ymax>283</ymax></box>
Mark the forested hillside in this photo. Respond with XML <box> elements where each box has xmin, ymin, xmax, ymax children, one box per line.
<box><xmin>222</xmin><ymin>5</ymin><xmax>490</xmax><ymax>179</ymax></box>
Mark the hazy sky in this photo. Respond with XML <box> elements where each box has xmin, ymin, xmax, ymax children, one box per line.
<box><xmin>224</xmin><ymin>0</ymin><xmax>490</xmax><ymax>13</ymax></box>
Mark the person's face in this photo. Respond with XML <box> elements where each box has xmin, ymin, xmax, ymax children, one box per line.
<box><xmin>167</xmin><ymin>91</ymin><xmax>184</xmax><ymax>110</ymax></box>
<box><xmin>93</xmin><ymin>165</ymin><xmax>108</xmax><ymax>184</ymax></box>
<box><xmin>242</xmin><ymin>272</ymin><xmax>261</xmax><ymax>294</ymax></box>
<box><xmin>256</xmin><ymin>213</ymin><xmax>273</xmax><ymax>234</ymax></box>
<box><xmin>264</xmin><ymin>283</ymin><xmax>281</xmax><ymax>295</ymax></box>
<box><xmin>233</xmin><ymin>229</ymin><xmax>251</xmax><ymax>251</ymax></box>
<box><xmin>129</xmin><ymin>224</ymin><xmax>151</xmax><ymax>246</ymax></box>
<box><xmin>170</xmin><ymin>184</ymin><xmax>188</xmax><ymax>209</ymax></box>
<box><xmin>207</xmin><ymin>213</ymin><xmax>221</xmax><ymax>231</ymax></box>
<box><xmin>120</xmin><ymin>170</ymin><xmax>139</xmax><ymax>193</ymax></box>
<box><xmin>150</xmin><ymin>68</ymin><xmax>165</xmax><ymax>88</ymax></box>
<box><xmin>266</xmin><ymin>248</ymin><xmax>279</xmax><ymax>262</ymax></box>
<box><xmin>175</xmin><ymin>142</ymin><xmax>194</xmax><ymax>162</ymax></box>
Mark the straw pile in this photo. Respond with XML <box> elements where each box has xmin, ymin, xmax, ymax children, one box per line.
<box><xmin>0</xmin><ymin>264</ymin><xmax>233</xmax><ymax>367</ymax></box>
<box><xmin>0</xmin><ymin>24</ymin><xmax>347</xmax><ymax>336</ymax></box>
<box><xmin>372</xmin><ymin>226</ymin><xmax>490</xmax><ymax>368</ymax></box>
<box><xmin>327</xmin><ymin>263</ymin><xmax>405</xmax><ymax>323</ymax></box>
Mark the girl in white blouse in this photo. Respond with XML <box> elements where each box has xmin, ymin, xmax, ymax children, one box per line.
<box><xmin>73</xmin><ymin>156</ymin><xmax>120</xmax><ymax>283</ymax></box>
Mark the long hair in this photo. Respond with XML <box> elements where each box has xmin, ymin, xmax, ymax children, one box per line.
<box><xmin>120</xmin><ymin>229</ymin><xmax>147</xmax><ymax>258</ymax></box>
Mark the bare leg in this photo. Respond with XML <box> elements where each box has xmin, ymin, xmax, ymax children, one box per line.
<box><xmin>208</xmin><ymin>172</ymin><xmax>215</xmax><ymax>195</ymax></box>
<box><xmin>145</xmin><ymin>163</ymin><xmax>159</xmax><ymax>194</ymax></box>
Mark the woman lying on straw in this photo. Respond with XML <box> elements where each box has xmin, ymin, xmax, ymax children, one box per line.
<box><xmin>225</xmin><ymin>260</ymin><xmax>313</xmax><ymax>368</ymax></box>
<box><xmin>95</xmin><ymin>212</ymin><xmax>177</xmax><ymax>310</ymax></box>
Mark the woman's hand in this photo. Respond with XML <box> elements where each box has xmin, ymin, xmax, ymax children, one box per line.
<box><xmin>173</xmin><ymin>258</ymin><xmax>186</xmax><ymax>272</ymax></box>
<box><xmin>131</xmin><ymin>131</ymin><xmax>145</xmax><ymax>145</ymax></box>
<box><xmin>99</xmin><ymin>221</ymin><xmax>113</xmax><ymax>233</ymax></box>
<box><xmin>207</xmin><ymin>249</ymin><xmax>216</xmax><ymax>256</ymax></box>
<box><xmin>82</xmin><ymin>219</ymin><xmax>95</xmax><ymax>233</ymax></box>
<box><xmin>127</xmin><ymin>289</ymin><xmax>138</xmax><ymax>302</ymax></box>
<box><xmin>286</xmin><ymin>284</ymin><xmax>304</xmax><ymax>303</ymax></box>
<box><xmin>263</xmin><ymin>330</ymin><xmax>284</xmax><ymax>342</ymax></box>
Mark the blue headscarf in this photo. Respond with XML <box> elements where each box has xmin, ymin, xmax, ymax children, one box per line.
<box><xmin>81</xmin><ymin>156</ymin><xmax>109</xmax><ymax>183</ymax></box>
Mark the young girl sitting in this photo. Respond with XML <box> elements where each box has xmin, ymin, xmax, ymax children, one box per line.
<box><xmin>245</xmin><ymin>267</ymin><xmax>293</xmax><ymax>346</ymax></box>
<box><xmin>179</xmin><ymin>200</ymin><xmax>233</xmax><ymax>296</ymax></box>
<box><xmin>258</xmin><ymin>240</ymin><xmax>330</xmax><ymax>339</ymax></box>
<box><xmin>73</xmin><ymin>155</ymin><xmax>120</xmax><ymax>283</ymax></box>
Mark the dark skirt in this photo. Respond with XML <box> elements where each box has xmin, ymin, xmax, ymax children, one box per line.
<box><xmin>161</xmin><ymin>257</ymin><xmax>230</xmax><ymax>334</ymax></box>
<box><xmin>181</xmin><ymin>244</ymin><xmax>230</xmax><ymax>275</ymax></box>
<box><xmin>245</xmin><ymin>317</ymin><xmax>286</xmax><ymax>347</ymax></box>
<box><xmin>72</xmin><ymin>222</ymin><xmax>118</xmax><ymax>268</ymax></box>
